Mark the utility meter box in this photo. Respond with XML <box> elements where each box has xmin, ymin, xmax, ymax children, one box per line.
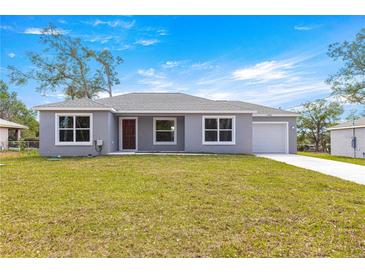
<box><xmin>96</xmin><ymin>140</ymin><xmax>103</xmax><ymax>146</ymax></box>
<box><xmin>351</xmin><ymin>136</ymin><xmax>357</xmax><ymax>149</ymax></box>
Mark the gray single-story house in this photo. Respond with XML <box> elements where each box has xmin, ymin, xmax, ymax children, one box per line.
<box><xmin>34</xmin><ymin>92</ymin><xmax>298</xmax><ymax>156</ymax></box>
<box><xmin>328</xmin><ymin>117</ymin><xmax>365</xmax><ymax>158</ymax></box>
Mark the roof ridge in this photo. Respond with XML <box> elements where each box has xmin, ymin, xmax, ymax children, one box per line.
<box><xmin>96</xmin><ymin>92</ymin><xmax>184</xmax><ymax>99</ymax></box>
<box><xmin>95</xmin><ymin>92</ymin><xmax>227</xmax><ymax>103</ymax></box>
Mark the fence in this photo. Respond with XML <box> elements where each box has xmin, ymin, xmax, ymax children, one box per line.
<box><xmin>8</xmin><ymin>140</ymin><xmax>39</xmax><ymax>150</ymax></box>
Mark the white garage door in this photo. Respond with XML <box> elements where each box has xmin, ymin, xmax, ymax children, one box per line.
<box><xmin>253</xmin><ymin>122</ymin><xmax>288</xmax><ymax>153</ymax></box>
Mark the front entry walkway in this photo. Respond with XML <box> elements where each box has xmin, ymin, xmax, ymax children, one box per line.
<box><xmin>257</xmin><ymin>154</ymin><xmax>365</xmax><ymax>185</ymax></box>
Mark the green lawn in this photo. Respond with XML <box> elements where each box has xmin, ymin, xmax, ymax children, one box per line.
<box><xmin>298</xmin><ymin>152</ymin><xmax>365</xmax><ymax>166</ymax></box>
<box><xmin>1</xmin><ymin>152</ymin><xmax>364</xmax><ymax>257</ymax></box>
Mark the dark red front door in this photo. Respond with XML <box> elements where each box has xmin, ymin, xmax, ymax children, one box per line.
<box><xmin>122</xmin><ymin>119</ymin><xmax>136</xmax><ymax>150</ymax></box>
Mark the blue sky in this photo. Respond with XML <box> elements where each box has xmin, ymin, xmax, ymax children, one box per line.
<box><xmin>0</xmin><ymin>16</ymin><xmax>364</xmax><ymax>115</ymax></box>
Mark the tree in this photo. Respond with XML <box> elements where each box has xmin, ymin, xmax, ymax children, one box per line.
<box><xmin>8</xmin><ymin>25</ymin><xmax>123</xmax><ymax>99</ymax></box>
<box><xmin>326</xmin><ymin>28</ymin><xmax>365</xmax><ymax>104</ymax></box>
<box><xmin>0</xmin><ymin>80</ymin><xmax>39</xmax><ymax>138</ymax></box>
<box><xmin>298</xmin><ymin>99</ymin><xmax>343</xmax><ymax>152</ymax></box>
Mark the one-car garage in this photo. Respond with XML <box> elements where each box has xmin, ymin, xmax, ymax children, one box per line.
<box><xmin>252</xmin><ymin>122</ymin><xmax>289</xmax><ymax>154</ymax></box>
<box><xmin>221</xmin><ymin>101</ymin><xmax>298</xmax><ymax>154</ymax></box>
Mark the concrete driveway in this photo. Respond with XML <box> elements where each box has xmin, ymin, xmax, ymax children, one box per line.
<box><xmin>256</xmin><ymin>154</ymin><xmax>365</xmax><ymax>185</ymax></box>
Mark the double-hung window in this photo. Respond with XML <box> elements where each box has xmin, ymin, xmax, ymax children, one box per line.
<box><xmin>153</xmin><ymin>117</ymin><xmax>177</xmax><ymax>145</ymax></box>
<box><xmin>203</xmin><ymin>116</ymin><xmax>235</xmax><ymax>145</ymax></box>
<box><xmin>55</xmin><ymin>113</ymin><xmax>93</xmax><ymax>145</ymax></box>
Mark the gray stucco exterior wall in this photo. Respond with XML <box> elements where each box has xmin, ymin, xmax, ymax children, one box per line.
<box><xmin>252</xmin><ymin>116</ymin><xmax>297</xmax><ymax>154</ymax></box>
<box><xmin>108</xmin><ymin>112</ymin><xmax>119</xmax><ymax>153</ymax></box>
<box><xmin>39</xmin><ymin>111</ymin><xmax>296</xmax><ymax>156</ymax></box>
<box><xmin>331</xmin><ymin>128</ymin><xmax>365</xmax><ymax>158</ymax></box>
<box><xmin>135</xmin><ymin>116</ymin><xmax>185</xmax><ymax>152</ymax></box>
<box><xmin>184</xmin><ymin>114</ymin><xmax>252</xmax><ymax>154</ymax></box>
<box><xmin>39</xmin><ymin>111</ymin><xmax>116</xmax><ymax>156</ymax></box>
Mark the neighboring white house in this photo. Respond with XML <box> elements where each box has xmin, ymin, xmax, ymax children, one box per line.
<box><xmin>0</xmin><ymin>118</ymin><xmax>28</xmax><ymax>150</ymax></box>
<box><xmin>328</xmin><ymin>117</ymin><xmax>365</xmax><ymax>158</ymax></box>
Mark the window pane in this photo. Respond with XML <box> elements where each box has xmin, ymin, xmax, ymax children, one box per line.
<box><xmin>205</xmin><ymin>118</ymin><xmax>217</xmax><ymax>129</ymax></box>
<box><xmin>76</xmin><ymin>116</ymin><xmax>90</xmax><ymax>128</ymax></box>
<box><xmin>59</xmin><ymin>116</ymin><xmax>73</xmax><ymax>128</ymax></box>
<box><xmin>156</xmin><ymin>120</ymin><xmax>174</xmax><ymax>130</ymax></box>
<box><xmin>205</xmin><ymin>130</ymin><xmax>218</xmax><ymax>142</ymax></box>
<box><xmin>219</xmin><ymin>131</ymin><xmax>232</xmax><ymax>142</ymax></box>
<box><xmin>76</xmin><ymin>130</ymin><xmax>90</xmax><ymax>142</ymax></box>
<box><xmin>156</xmin><ymin>131</ymin><xmax>174</xmax><ymax>142</ymax></box>
<box><xmin>59</xmin><ymin>130</ymin><xmax>73</xmax><ymax>142</ymax></box>
<box><xmin>219</xmin><ymin>118</ymin><xmax>232</xmax><ymax>129</ymax></box>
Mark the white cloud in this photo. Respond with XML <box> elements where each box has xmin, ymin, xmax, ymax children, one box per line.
<box><xmin>85</xmin><ymin>35</ymin><xmax>115</xmax><ymax>44</ymax></box>
<box><xmin>115</xmin><ymin>44</ymin><xmax>132</xmax><ymax>51</ymax></box>
<box><xmin>139</xmin><ymin>26</ymin><xmax>169</xmax><ymax>36</ymax></box>
<box><xmin>232</xmin><ymin>60</ymin><xmax>294</xmax><ymax>82</ymax></box>
<box><xmin>196</xmin><ymin>75</ymin><xmax>228</xmax><ymax>85</ymax></box>
<box><xmin>139</xmin><ymin>79</ymin><xmax>174</xmax><ymax>90</ymax></box>
<box><xmin>294</xmin><ymin>24</ymin><xmax>321</xmax><ymax>31</ymax></box>
<box><xmin>91</xmin><ymin>19</ymin><xmax>135</xmax><ymax>29</ymax></box>
<box><xmin>162</xmin><ymin>61</ymin><xmax>180</xmax><ymax>69</ymax></box>
<box><xmin>137</xmin><ymin>68</ymin><xmax>156</xmax><ymax>77</ymax></box>
<box><xmin>189</xmin><ymin>51</ymin><xmax>330</xmax><ymax>107</ymax></box>
<box><xmin>58</xmin><ymin>19</ymin><xmax>67</xmax><ymax>24</ymax></box>
<box><xmin>137</xmin><ymin>68</ymin><xmax>165</xmax><ymax>79</ymax></box>
<box><xmin>136</xmin><ymin>67</ymin><xmax>187</xmax><ymax>92</ymax></box>
<box><xmin>191</xmin><ymin>62</ymin><xmax>217</xmax><ymax>70</ymax></box>
<box><xmin>240</xmin><ymin>81</ymin><xmax>330</xmax><ymax>106</ymax></box>
<box><xmin>0</xmin><ymin>25</ymin><xmax>13</xmax><ymax>30</ymax></box>
<box><xmin>23</xmin><ymin>27</ymin><xmax>69</xmax><ymax>35</ymax></box>
<box><xmin>8</xmin><ymin>53</ymin><xmax>16</xmax><ymax>58</ymax></box>
<box><xmin>135</xmin><ymin>39</ymin><xmax>159</xmax><ymax>46</ymax></box>
<box><xmin>195</xmin><ymin>91</ymin><xmax>235</xmax><ymax>100</ymax></box>
<box><xmin>157</xmin><ymin>29</ymin><xmax>168</xmax><ymax>36</ymax></box>
<box><xmin>97</xmin><ymin>91</ymin><xmax>127</xmax><ymax>99</ymax></box>
<box><xmin>45</xmin><ymin>92</ymin><xmax>67</xmax><ymax>99</ymax></box>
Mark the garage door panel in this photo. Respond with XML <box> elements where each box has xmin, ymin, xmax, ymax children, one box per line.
<box><xmin>253</xmin><ymin>123</ymin><xmax>288</xmax><ymax>153</ymax></box>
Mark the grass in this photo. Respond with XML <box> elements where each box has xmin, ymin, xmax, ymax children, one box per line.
<box><xmin>298</xmin><ymin>152</ymin><xmax>365</xmax><ymax>166</ymax></box>
<box><xmin>1</xmin><ymin>152</ymin><xmax>364</xmax><ymax>258</ymax></box>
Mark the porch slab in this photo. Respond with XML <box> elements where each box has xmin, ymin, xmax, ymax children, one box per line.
<box><xmin>107</xmin><ymin>151</ymin><xmax>211</xmax><ymax>156</ymax></box>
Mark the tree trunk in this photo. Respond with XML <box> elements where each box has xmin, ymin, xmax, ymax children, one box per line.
<box><xmin>316</xmin><ymin>123</ymin><xmax>321</xmax><ymax>152</ymax></box>
<box><xmin>315</xmin><ymin>140</ymin><xmax>320</xmax><ymax>152</ymax></box>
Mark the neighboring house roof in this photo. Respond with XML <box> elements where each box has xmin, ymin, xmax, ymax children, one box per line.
<box><xmin>33</xmin><ymin>92</ymin><xmax>297</xmax><ymax>116</ymax></box>
<box><xmin>0</xmin><ymin>118</ymin><xmax>28</xmax><ymax>129</ymax></box>
<box><xmin>328</xmin><ymin>117</ymin><xmax>365</xmax><ymax>130</ymax></box>
<box><xmin>218</xmin><ymin>100</ymin><xmax>299</xmax><ymax>117</ymax></box>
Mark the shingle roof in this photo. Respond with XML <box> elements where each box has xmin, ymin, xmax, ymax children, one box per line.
<box><xmin>33</xmin><ymin>92</ymin><xmax>297</xmax><ymax>116</ymax></box>
<box><xmin>34</xmin><ymin>97</ymin><xmax>112</xmax><ymax>109</ymax></box>
<box><xmin>0</xmin><ymin>118</ymin><xmax>28</xmax><ymax>129</ymax></box>
<box><xmin>96</xmin><ymin>93</ymin><xmax>251</xmax><ymax>113</ymax></box>
<box><xmin>328</xmin><ymin>117</ymin><xmax>365</xmax><ymax>130</ymax></box>
<box><xmin>218</xmin><ymin>100</ymin><xmax>298</xmax><ymax>116</ymax></box>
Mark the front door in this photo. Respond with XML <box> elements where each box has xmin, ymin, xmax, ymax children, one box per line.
<box><xmin>122</xmin><ymin>119</ymin><xmax>136</xmax><ymax>150</ymax></box>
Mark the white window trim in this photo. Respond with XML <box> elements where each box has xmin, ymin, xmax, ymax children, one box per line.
<box><xmin>202</xmin><ymin>116</ymin><xmax>236</xmax><ymax>145</ymax></box>
<box><xmin>55</xmin><ymin>113</ymin><xmax>93</xmax><ymax>146</ymax></box>
<box><xmin>119</xmin><ymin>117</ymin><xmax>138</xmax><ymax>151</ymax></box>
<box><xmin>252</xmin><ymin>121</ymin><xmax>289</xmax><ymax>154</ymax></box>
<box><xmin>153</xmin><ymin>117</ymin><xmax>177</xmax><ymax>145</ymax></box>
